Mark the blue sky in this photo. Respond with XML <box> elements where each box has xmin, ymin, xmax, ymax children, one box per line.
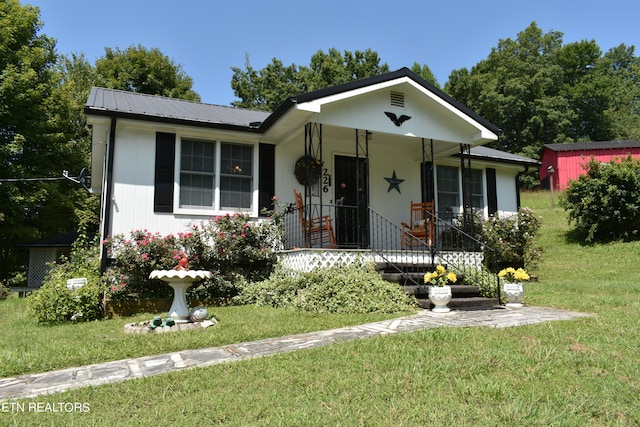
<box><xmin>27</xmin><ymin>0</ymin><xmax>639</xmax><ymax>106</ymax></box>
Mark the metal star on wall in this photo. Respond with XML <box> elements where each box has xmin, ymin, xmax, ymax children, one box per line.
<box><xmin>384</xmin><ymin>170</ymin><xmax>404</xmax><ymax>193</ymax></box>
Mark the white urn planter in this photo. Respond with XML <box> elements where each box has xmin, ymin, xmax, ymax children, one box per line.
<box><xmin>503</xmin><ymin>282</ymin><xmax>524</xmax><ymax>308</ymax></box>
<box><xmin>428</xmin><ymin>285</ymin><xmax>452</xmax><ymax>313</ymax></box>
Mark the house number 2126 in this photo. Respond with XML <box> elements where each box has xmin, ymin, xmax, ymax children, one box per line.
<box><xmin>322</xmin><ymin>168</ymin><xmax>332</xmax><ymax>193</ymax></box>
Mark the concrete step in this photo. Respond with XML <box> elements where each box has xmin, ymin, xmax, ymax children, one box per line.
<box><xmin>417</xmin><ymin>297</ymin><xmax>497</xmax><ymax>310</ymax></box>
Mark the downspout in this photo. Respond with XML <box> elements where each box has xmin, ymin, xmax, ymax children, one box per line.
<box><xmin>100</xmin><ymin>116</ymin><xmax>117</xmax><ymax>273</ymax></box>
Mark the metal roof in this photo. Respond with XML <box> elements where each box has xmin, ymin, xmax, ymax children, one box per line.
<box><xmin>460</xmin><ymin>145</ymin><xmax>540</xmax><ymax>167</ymax></box>
<box><xmin>85</xmin><ymin>68</ymin><xmax>502</xmax><ymax>137</ymax></box>
<box><xmin>85</xmin><ymin>87</ymin><xmax>270</xmax><ymax>131</ymax></box>
<box><xmin>544</xmin><ymin>140</ymin><xmax>640</xmax><ymax>152</ymax></box>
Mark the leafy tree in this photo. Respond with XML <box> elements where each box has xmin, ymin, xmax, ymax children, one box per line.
<box><xmin>561</xmin><ymin>156</ymin><xmax>640</xmax><ymax>242</ymax></box>
<box><xmin>445</xmin><ymin>22</ymin><xmax>640</xmax><ymax>163</ymax></box>
<box><xmin>410</xmin><ymin>61</ymin><xmax>439</xmax><ymax>88</ymax></box>
<box><xmin>0</xmin><ymin>0</ymin><xmax>86</xmax><ymax>282</ymax></box>
<box><xmin>231</xmin><ymin>48</ymin><xmax>390</xmax><ymax>111</ymax></box>
<box><xmin>94</xmin><ymin>44</ymin><xmax>200</xmax><ymax>101</ymax></box>
<box><xmin>446</xmin><ymin>22</ymin><xmax>575</xmax><ymax>158</ymax></box>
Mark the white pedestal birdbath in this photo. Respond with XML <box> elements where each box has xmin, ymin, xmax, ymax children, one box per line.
<box><xmin>148</xmin><ymin>258</ymin><xmax>211</xmax><ymax>323</ymax></box>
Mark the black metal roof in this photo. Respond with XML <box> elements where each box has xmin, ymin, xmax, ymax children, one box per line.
<box><xmin>85</xmin><ymin>68</ymin><xmax>502</xmax><ymax>136</ymax></box>
<box><xmin>544</xmin><ymin>140</ymin><xmax>640</xmax><ymax>152</ymax></box>
<box><xmin>85</xmin><ymin>87</ymin><xmax>270</xmax><ymax>132</ymax></box>
<box><xmin>16</xmin><ymin>231</ymin><xmax>80</xmax><ymax>248</ymax></box>
<box><xmin>452</xmin><ymin>145</ymin><xmax>540</xmax><ymax>167</ymax></box>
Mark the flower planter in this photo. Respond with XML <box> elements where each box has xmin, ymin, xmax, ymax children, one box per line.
<box><xmin>428</xmin><ymin>285</ymin><xmax>452</xmax><ymax>313</ymax></box>
<box><xmin>503</xmin><ymin>282</ymin><xmax>524</xmax><ymax>308</ymax></box>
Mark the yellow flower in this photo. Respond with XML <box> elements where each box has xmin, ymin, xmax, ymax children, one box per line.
<box><xmin>498</xmin><ymin>267</ymin><xmax>530</xmax><ymax>282</ymax></box>
<box><xmin>436</xmin><ymin>265</ymin><xmax>446</xmax><ymax>274</ymax></box>
<box><xmin>424</xmin><ymin>272</ymin><xmax>434</xmax><ymax>283</ymax></box>
<box><xmin>447</xmin><ymin>272</ymin><xmax>457</xmax><ymax>283</ymax></box>
<box><xmin>514</xmin><ymin>268</ymin><xmax>530</xmax><ymax>281</ymax></box>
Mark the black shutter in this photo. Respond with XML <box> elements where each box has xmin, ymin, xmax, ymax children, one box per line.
<box><xmin>154</xmin><ymin>132</ymin><xmax>176</xmax><ymax>213</ymax></box>
<box><xmin>258</xmin><ymin>143</ymin><xmax>275</xmax><ymax>216</ymax></box>
<box><xmin>421</xmin><ymin>161</ymin><xmax>435</xmax><ymax>203</ymax></box>
<box><xmin>486</xmin><ymin>168</ymin><xmax>498</xmax><ymax>215</ymax></box>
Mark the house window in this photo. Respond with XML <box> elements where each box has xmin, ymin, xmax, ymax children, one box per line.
<box><xmin>436</xmin><ymin>165</ymin><xmax>460</xmax><ymax>220</ymax></box>
<box><xmin>220</xmin><ymin>143</ymin><xmax>253</xmax><ymax>209</ymax></box>
<box><xmin>180</xmin><ymin>139</ymin><xmax>215</xmax><ymax>208</ymax></box>
<box><xmin>178</xmin><ymin>139</ymin><xmax>253</xmax><ymax>210</ymax></box>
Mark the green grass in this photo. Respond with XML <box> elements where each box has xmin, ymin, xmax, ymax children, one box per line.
<box><xmin>3</xmin><ymin>190</ymin><xmax>640</xmax><ymax>426</ymax></box>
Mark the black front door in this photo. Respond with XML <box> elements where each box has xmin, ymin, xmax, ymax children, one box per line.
<box><xmin>334</xmin><ymin>155</ymin><xmax>369</xmax><ymax>248</ymax></box>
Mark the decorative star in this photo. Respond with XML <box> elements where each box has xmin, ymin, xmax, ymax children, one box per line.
<box><xmin>384</xmin><ymin>170</ymin><xmax>404</xmax><ymax>193</ymax></box>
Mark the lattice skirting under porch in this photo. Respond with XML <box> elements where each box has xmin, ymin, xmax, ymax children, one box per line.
<box><xmin>277</xmin><ymin>249</ymin><xmax>484</xmax><ymax>272</ymax></box>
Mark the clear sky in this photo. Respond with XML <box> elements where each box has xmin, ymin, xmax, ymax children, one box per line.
<box><xmin>26</xmin><ymin>0</ymin><xmax>639</xmax><ymax>107</ymax></box>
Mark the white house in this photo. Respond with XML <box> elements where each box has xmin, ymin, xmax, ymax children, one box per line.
<box><xmin>85</xmin><ymin>68</ymin><xmax>539</xmax><ymax>274</ymax></box>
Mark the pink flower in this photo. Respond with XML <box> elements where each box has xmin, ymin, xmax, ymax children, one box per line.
<box><xmin>241</xmin><ymin>233</ymin><xmax>246</xmax><ymax>238</ymax></box>
<box><xmin>112</xmin><ymin>286</ymin><xmax>118</xmax><ymax>292</ymax></box>
<box><xmin>272</xmin><ymin>195</ymin><xmax>278</xmax><ymax>201</ymax></box>
<box><xmin>141</xmin><ymin>254</ymin><xmax>149</xmax><ymax>260</ymax></box>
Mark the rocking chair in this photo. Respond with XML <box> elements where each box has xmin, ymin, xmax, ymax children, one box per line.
<box><xmin>293</xmin><ymin>189</ymin><xmax>338</xmax><ymax>248</ymax></box>
<box><xmin>401</xmin><ymin>201</ymin><xmax>435</xmax><ymax>249</ymax></box>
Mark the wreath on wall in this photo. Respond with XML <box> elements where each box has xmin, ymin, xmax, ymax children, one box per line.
<box><xmin>294</xmin><ymin>155</ymin><xmax>322</xmax><ymax>186</ymax></box>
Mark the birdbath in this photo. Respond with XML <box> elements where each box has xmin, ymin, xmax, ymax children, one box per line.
<box><xmin>148</xmin><ymin>257</ymin><xmax>211</xmax><ymax>323</ymax></box>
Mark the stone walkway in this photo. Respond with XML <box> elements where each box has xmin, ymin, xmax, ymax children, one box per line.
<box><xmin>0</xmin><ymin>306</ymin><xmax>591</xmax><ymax>400</ymax></box>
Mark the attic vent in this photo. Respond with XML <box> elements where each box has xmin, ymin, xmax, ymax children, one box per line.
<box><xmin>390</xmin><ymin>91</ymin><xmax>405</xmax><ymax>108</ymax></box>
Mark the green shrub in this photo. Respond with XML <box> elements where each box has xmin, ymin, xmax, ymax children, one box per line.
<box><xmin>237</xmin><ymin>263</ymin><xmax>419</xmax><ymax>314</ymax></box>
<box><xmin>561</xmin><ymin>156</ymin><xmax>640</xmax><ymax>242</ymax></box>
<box><xmin>482</xmin><ymin>207</ymin><xmax>543</xmax><ymax>272</ymax></box>
<box><xmin>104</xmin><ymin>212</ymin><xmax>282</xmax><ymax>304</ymax></box>
<box><xmin>0</xmin><ymin>282</ymin><xmax>8</xmax><ymax>300</ymax></box>
<box><xmin>27</xmin><ymin>235</ymin><xmax>103</xmax><ymax>324</ymax></box>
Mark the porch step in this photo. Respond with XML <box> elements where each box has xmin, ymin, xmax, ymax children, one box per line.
<box><xmin>417</xmin><ymin>297</ymin><xmax>497</xmax><ymax>310</ymax></box>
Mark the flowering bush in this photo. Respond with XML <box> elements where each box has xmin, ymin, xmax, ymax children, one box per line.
<box><xmin>424</xmin><ymin>265</ymin><xmax>457</xmax><ymax>287</ymax></box>
<box><xmin>103</xmin><ymin>211</ymin><xmax>283</xmax><ymax>304</ymax></box>
<box><xmin>498</xmin><ymin>267</ymin><xmax>530</xmax><ymax>283</ymax></box>
<box><xmin>482</xmin><ymin>207</ymin><xmax>542</xmax><ymax>272</ymax></box>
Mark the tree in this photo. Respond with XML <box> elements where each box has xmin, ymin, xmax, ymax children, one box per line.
<box><xmin>0</xmin><ymin>0</ymin><xmax>86</xmax><ymax>283</ymax></box>
<box><xmin>445</xmin><ymin>22</ymin><xmax>640</xmax><ymax>163</ymax></box>
<box><xmin>446</xmin><ymin>23</ymin><xmax>575</xmax><ymax>158</ymax></box>
<box><xmin>231</xmin><ymin>48</ymin><xmax>390</xmax><ymax>111</ymax></box>
<box><xmin>94</xmin><ymin>45</ymin><xmax>200</xmax><ymax>101</ymax></box>
<box><xmin>410</xmin><ymin>62</ymin><xmax>439</xmax><ymax>88</ymax></box>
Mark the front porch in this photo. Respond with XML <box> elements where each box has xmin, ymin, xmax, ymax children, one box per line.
<box><xmin>277</xmin><ymin>201</ymin><xmax>501</xmax><ymax>307</ymax></box>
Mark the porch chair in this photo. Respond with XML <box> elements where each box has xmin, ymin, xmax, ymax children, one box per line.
<box><xmin>293</xmin><ymin>189</ymin><xmax>338</xmax><ymax>248</ymax></box>
<box><xmin>401</xmin><ymin>201</ymin><xmax>435</xmax><ymax>249</ymax></box>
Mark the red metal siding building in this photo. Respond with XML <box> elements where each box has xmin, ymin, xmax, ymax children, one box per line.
<box><xmin>540</xmin><ymin>140</ymin><xmax>640</xmax><ymax>190</ymax></box>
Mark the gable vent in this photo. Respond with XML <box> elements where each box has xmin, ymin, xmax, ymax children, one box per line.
<box><xmin>390</xmin><ymin>91</ymin><xmax>405</xmax><ymax>108</ymax></box>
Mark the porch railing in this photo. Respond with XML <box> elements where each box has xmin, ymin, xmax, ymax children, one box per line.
<box><xmin>281</xmin><ymin>203</ymin><xmax>501</xmax><ymax>300</ymax></box>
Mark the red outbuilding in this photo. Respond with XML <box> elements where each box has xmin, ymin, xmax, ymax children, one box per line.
<box><xmin>540</xmin><ymin>140</ymin><xmax>640</xmax><ymax>190</ymax></box>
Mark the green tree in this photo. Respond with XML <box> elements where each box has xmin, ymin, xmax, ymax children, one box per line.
<box><xmin>231</xmin><ymin>48</ymin><xmax>390</xmax><ymax>111</ymax></box>
<box><xmin>94</xmin><ymin>44</ymin><xmax>200</xmax><ymax>101</ymax></box>
<box><xmin>0</xmin><ymin>0</ymin><xmax>86</xmax><ymax>283</ymax></box>
<box><xmin>410</xmin><ymin>61</ymin><xmax>439</xmax><ymax>88</ymax></box>
<box><xmin>446</xmin><ymin>22</ymin><xmax>574</xmax><ymax>158</ymax></box>
<box><xmin>445</xmin><ymin>22</ymin><xmax>640</xmax><ymax>162</ymax></box>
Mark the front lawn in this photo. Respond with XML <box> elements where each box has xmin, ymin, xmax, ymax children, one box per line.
<box><xmin>2</xmin><ymin>190</ymin><xmax>640</xmax><ymax>425</ymax></box>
